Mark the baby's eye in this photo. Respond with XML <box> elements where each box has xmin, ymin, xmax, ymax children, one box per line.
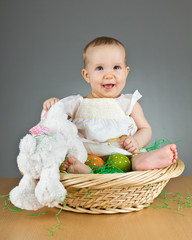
<box><xmin>96</xmin><ymin>66</ymin><xmax>103</xmax><ymax>71</ymax></box>
<box><xmin>114</xmin><ymin>65</ymin><xmax>121</xmax><ymax>70</ymax></box>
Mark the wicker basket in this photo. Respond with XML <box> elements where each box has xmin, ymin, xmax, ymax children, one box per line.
<box><xmin>58</xmin><ymin>158</ymin><xmax>184</xmax><ymax>214</ymax></box>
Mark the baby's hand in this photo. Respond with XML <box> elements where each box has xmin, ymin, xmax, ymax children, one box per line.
<box><xmin>43</xmin><ymin>97</ymin><xmax>59</xmax><ymax>111</ymax></box>
<box><xmin>120</xmin><ymin>136</ymin><xmax>139</xmax><ymax>154</ymax></box>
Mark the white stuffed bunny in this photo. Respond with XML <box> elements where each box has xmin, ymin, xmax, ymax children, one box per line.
<box><xmin>9</xmin><ymin>101</ymin><xmax>87</xmax><ymax>210</ymax></box>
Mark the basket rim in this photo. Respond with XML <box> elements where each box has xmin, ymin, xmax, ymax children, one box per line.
<box><xmin>60</xmin><ymin>158</ymin><xmax>185</xmax><ymax>189</ymax></box>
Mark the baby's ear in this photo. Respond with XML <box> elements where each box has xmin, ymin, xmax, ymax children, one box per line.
<box><xmin>126</xmin><ymin>66</ymin><xmax>130</xmax><ymax>74</ymax></box>
<box><xmin>82</xmin><ymin>69</ymin><xmax>90</xmax><ymax>83</ymax></box>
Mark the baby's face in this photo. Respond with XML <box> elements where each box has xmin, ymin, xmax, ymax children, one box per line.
<box><xmin>82</xmin><ymin>44</ymin><xmax>129</xmax><ymax>98</ymax></box>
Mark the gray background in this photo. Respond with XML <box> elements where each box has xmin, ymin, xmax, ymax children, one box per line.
<box><xmin>1</xmin><ymin>0</ymin><xmax>192</xmax><ymax>177</ymax></box>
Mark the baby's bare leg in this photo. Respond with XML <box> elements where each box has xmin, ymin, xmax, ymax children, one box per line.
<box><xmin>60</xmin><ymin>157</ymin><xmax>92</xmax><ymax>174</ymax></box>
<box><xmin>131</xmin><ymin>144</ymin><xmax>178</xmax><ymax>171</ymax></box>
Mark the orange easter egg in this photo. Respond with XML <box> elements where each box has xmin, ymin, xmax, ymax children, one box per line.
<box><xmin>85</xmin><ymin>154</ymin><xmax>105</xmax><ymax>170</ymax></box>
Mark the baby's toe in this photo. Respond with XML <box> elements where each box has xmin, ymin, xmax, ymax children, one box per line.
<box><xmin>68</xmin><ymin>156</ymin><xmax>76</xmax><ymax>162</ymax></box>
<box><xmin>170</xmin><ymin>144</ymin><xmax>177</xmax><ymax>152</ymax></box>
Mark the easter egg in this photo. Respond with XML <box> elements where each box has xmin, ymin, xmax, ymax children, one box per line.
<box><xmin>85</xmin><ymin>154</ymin><xmax>105</xmax><ymax>170</ymax></box>
<box><xmin>107</xmin><ymin>153</ymin><xmax>131</xmax><ymax>172</ymax></box>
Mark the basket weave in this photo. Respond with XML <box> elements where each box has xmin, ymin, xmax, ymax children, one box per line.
<box><xmin>58</xmin><ymin>158</ymin><xmax>184</xmax><ymax>214</ymax></box>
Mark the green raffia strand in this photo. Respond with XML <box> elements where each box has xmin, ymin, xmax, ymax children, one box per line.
<box><xmin>1</xmin><ymin>194</ymin><xmax>24</xmax><ymax>212</ymax></box>
<box><xmin>146</xmin><ymin>139</ymin><xmax>170</xmax><ymax>152</ymax></box>
<box><xmin>146</xmin><ymin>134</ymin><xmax>182</xmax><ymax>152</ymax></box>
<box><xmin>65</xmin><ymin>194</ymin><xmax>72</xmax><ymax>198</ymax></box>
<box><xmin>41</xmin><ymin>199</ymin><xmax>67</xmax><ymax>236</ymax></box>
<box><xmin>83</xmin><ymin>190</ymin><xmax>93</xmax><ymax>199</ymax></box>
<box><xmin>27</xmin><ymin>211</ymin><xmax>48</xmax><ymax>216</ymax></box>
<box><xmin>11</xmin><ymin>206</ymin><xmax>23</xmax><ymax>212</ymax></box>
<box><xmin>34</xmin><ymin>133</ymin><xmax>56</xmax><ymax>140</ymax></box>
<box><xmin>173</xmin><ymin>193</ymin><xmax>184</xmax><ymax>199</ymax></box>
<box><xmin>35</xmin><ymin>136</ymin><xmax>46</xmax><ymax>152</ymax></box>
<box><xmin>52</xmin><ymin>223</ymin><xmax>65</xmax><ymax>230</ymax></box>
<box><xmin>187</xmin><ymin>189</ymin><xmax>192</xmax><ymax>198</ymax></box>
<box><xmin>42</xmin><ymin>226</ymin><xmax>53</xmax><ymax>237</ymax></box>
<box><xmin>3</xmin><ymin>199</ymin><xmax>23</xmax><ymax>212</ymax></box>
<box><xmin>3</xmin><ymin>199</ymin><xmax>11</xmax><ymax>210</ymax></box>
<box><xmin>41</xmin><ymin>204</ymin><xmax>66</xmax><ymax>236</ymax></box>
<box><xmin>1</xmin><ymin>194</ymin><xmax>46</xmax><ymax>216</ymax></box>
<box><xmin>56</xmin><ymin>209</ymin><xmax>63</xmax><ymax>224</ymax></box>
<box><xmin>56</xmin><ymin>196</ymin><xmax>68</xmax><ymax>224</ymax></box>
<box><xmin>43</xmin><ymin>222</ymin><xmax>66</xmax><ymax>237</ymax></box>
<box><xmin>144</xmin><ymin>185</ymin><xmax>152</xmax><ymax>189</ymax></box>
<box><xmin>34</xmin><ymin>133</ymin><xmax>56</xmax><ymax>152</ymax></box>
<box><xmin>56</xmin><ymin>202</ymin><xmax>66</xmax><ymax>224</ymax></box>
<box><xmin>167</xmin><ymin>211</ymin><xmax>186</xmax><ymax>216</ymax></box>
<box><xmin>68</xmin><ymin>159</ymin><xmax>76</xmax><ymax>173</ymax></box>
<box><xmin>0</xmin><ymin>194</ymin><xmax>9</xmax><ymax>198</ymax></box>
<box><xmin>149</xmin><ymin>189</ymin><xmax>192</xmax><ymax>215</ymax></box>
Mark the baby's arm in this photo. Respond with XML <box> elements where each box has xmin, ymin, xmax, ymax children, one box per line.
<box><xmin>121</xmin><ymin>102</ymin><xmax>152</xmax><ymax>154</ymax></box>
<box><xmin>43</xmin><ymin>97</ymin><xmax>60</xmax><ymax>111</ymax></box>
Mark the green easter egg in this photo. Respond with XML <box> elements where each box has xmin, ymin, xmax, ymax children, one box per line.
<box><xmin>107</xmin><ymin>153</ymin><xmax>131</xmax><ymax>172</ymax></box>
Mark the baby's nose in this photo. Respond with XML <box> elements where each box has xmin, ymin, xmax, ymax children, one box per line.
<box><xmin>104</xmin><ymin>73</ymin><xmax>113</xmax><ymax>79</ymax></box>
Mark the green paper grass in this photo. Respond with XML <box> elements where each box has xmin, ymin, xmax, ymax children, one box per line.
<box><xmin>146</xmin><ymin>132</ymin><xmax>181</xmax><ymax>152</ymax></box>
<box><xmin>83</xmin><ymin>190</ymin><xmax>94</xmax><ymax>199</ymax></box>
<box><xmin>11</xmin><ymin>206</ymin><xmax>24</xmax><ymax>212</ymax></box>
<box><xmin>0</xmin><ymin>194</ymin><xmax>9</xmax><ymax>198</ymax></box>
<box><xmin>1</xmin><ymin>195</ymin><xmax>24</xmax><ymax>212</ymax></box>
<box><xmin>149</xmin><ymin>189</ymin><xmax>192</xmax><ymax>216</ymax></box>
<box><xmin>42</xmin><ymin>226</ymin><xmax>53</xmax><ymax>237</ymax></box>
<box><xmin>27</xmin><ymin>211</ymin><xmax>49</xmax><ymax>216</ymax></box>
<box><xmin>34</xmin><ymin>133</ymin><xmax>56</xmax><ymax>152</ymax></box>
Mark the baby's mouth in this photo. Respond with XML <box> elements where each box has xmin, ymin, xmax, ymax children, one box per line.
<box><xmin>102</xmin><ymin>84</ymin><xmax>115</xmax><ymax>90</ymax></box>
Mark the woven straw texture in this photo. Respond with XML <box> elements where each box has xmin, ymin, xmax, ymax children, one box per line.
<box><xmin>58</xmin><ymin>158</ymin><xmax>184</xmax><ymax>214</ymax></box>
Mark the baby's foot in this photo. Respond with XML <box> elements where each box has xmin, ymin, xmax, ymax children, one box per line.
<box><xmin>60</xmin><ymin>157</ymin><xmax>92</xmax><ymax>174</ymax></box>
<box><xmin>132</xmin><ymin>144</ymin><xmax>178</xmax><ymax>171</ymax></box>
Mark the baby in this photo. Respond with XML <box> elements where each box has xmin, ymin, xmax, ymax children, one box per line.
<box><xmin>43</xmin><ymin>36</ymin><xmax>178</xmax><ymax>173</ymax></box>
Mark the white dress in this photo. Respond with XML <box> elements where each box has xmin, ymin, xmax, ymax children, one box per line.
<box><xmin>60</xmin><ymin>90</ymin><xmax>142</xmax><ymax>156</ymax></box>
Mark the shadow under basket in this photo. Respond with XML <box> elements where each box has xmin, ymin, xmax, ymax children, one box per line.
<box><xmin>58</xmin><ymin>158</ymin><xmax>184</xmax><ymax>214</ymax></box>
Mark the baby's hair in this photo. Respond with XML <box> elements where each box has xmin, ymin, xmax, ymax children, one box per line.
<box><xmin>83</xmin><ymin>36</ymin><xmax>127</xmax><ymax>68</ymax></box>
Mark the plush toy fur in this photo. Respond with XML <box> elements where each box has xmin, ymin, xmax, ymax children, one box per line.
<box><xmin>9</xmin><ymin>101</ymin><xmax>87</xmax><ymax>210</ymax></box>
